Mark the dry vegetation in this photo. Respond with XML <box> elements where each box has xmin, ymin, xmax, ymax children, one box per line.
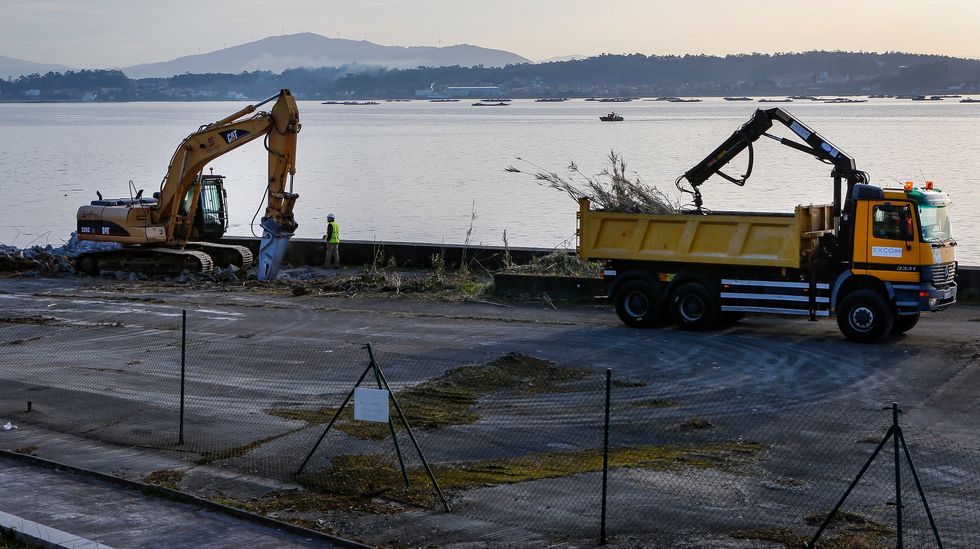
<box><xmin>266</xmin><ymin>353</ymin><xmax>590</xmax><ymax>440</ymax></box>
<box><xmin>506</xmin><ymin>151</ymin><xmax>678</xmax><ymax>214</ymax></box>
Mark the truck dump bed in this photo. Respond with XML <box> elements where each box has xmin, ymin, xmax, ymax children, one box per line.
<box><xmin>577</xmin><ymin>198</ymin><xmax>833</xmax><ymax>269</ymax></box>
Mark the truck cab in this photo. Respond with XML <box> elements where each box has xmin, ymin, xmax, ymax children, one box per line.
<box><xmin>835</xmin><ymin>182</ymin><xmax>956</xmax><ymax>339</ymax></box>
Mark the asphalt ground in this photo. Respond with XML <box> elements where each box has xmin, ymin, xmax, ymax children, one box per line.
<box><xmin>0</xmin><ymin>454</ymin><xmax>341</xmax><ymax>549</ymax></box>
<box><xmin>0</xmin><ymin>275</ymin><xmax>978</xmax><ymax>547</ymax></box>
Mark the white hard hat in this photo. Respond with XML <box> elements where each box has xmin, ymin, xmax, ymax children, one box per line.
<box><xmin>327</xmin><ymin>213</ymin><xmax>335</xmax><ymax>219</ymax></box>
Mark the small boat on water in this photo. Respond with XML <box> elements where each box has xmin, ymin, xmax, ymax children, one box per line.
<box><xmin>599</xmin><ymin>112</ymin><xmax>624</xmax><ymax>122</ymax></box>
<box><xmin>429</xmin><ymin>98</ymin><xmax>460</xmax><ymax>102</ymax></box>
<box><xmin>724</xmin><ymin>96</ymin><xmax>753</xmax><ymax>101</ymax></box>
<box><xmin>321</xmin><ymin>101</ymin><xmax>380</xmax><ymax>105</ymax></box>
<box><xmin>823</xmin><ymin>98</ymin><xmax>867</xmax><ymax>103</ymax></box>
<box><xmin>472</xmin><ymin>101</ymin><xmax>509</xmax><ymax>106</ymax></box>
<box><xmin>535</xmin><ymin>97</ymin><xmax>568</xmax><ymax>102</ymax></box>
<box><xmin>789</xmin><ymin>95</ymin><xmax>818</xmax><ymax>100</ymax></box>
<box><xmin>960</xmin><ymin>97</ymin><xmax>980</xmax><ymax>103</ymax></box>
<box><xmin>758</xmin><ymin>98</ymin><xmax>793</xmax><ymax>103</ymax></box>
<box><xmin>598</xmin><ymin>97</ymin><xmax>633</xmax><ymax>103</ymax></box>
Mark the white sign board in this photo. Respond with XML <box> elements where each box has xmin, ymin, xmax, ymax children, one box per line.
<box><xmin>354</xmin><ymin>387</ymin><xmax>390</xmax><ymax>423</ymax></box>
<box><xmin>871</xmin><ymin>246</ymin><xmax>903</xmax><ymax>258</ymax></box>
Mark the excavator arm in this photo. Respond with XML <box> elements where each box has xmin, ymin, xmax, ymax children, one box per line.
<box><xmin>677</xmin><ymin>107</ymin><xmax>868</xmax><ymax>215</ymax></box>
<box><xmin>156</xmin><ymin>89</ymin><xmax>300</xmax><ymax>243</ymax></box>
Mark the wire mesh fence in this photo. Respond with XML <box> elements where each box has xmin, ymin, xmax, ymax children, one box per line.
<box><xmin>1</xmin><ymin>310</ymin><xmax>978</xmax><ymax>546</ymax></box>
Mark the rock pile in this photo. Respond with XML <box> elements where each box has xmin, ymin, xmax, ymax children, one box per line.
<box><xmin>0</xmin><ymin>233</ymin><xmax>121</xmax><ymax>275</ymax></box>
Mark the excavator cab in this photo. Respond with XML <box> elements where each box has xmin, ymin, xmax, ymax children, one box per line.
<box><xmin>194</xmin><ymin>175</ymin><xmax>229</xmax><ymax>241</ymax></box>
<box><xmin>173</xmin><ymin>174</ymin><xmax>229</xmax><ymax>242</ymax></box>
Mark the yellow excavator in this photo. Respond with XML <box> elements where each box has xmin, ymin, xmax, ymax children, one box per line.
<box><xmin>75</xmin><ymin>89</ymin><xmax>300</xmax><ymax>281</ymax></box>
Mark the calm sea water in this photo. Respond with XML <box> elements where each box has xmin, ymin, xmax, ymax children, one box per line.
<box><xmin>1</xmin><ymin>98</ymin><xmax>978</xmax><ymax>264</ymax></box>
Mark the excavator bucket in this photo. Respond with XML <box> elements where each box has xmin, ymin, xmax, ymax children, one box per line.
<box><xmin>257</xmin><ymin>218</ymin><xmax>293</xmax><ymax>281</ymax></box>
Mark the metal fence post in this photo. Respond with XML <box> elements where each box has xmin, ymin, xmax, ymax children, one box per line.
<box><xmin>600</xmin><ymin>368</ymin><xmax>611</xmax><ymax>545</ymax></box>
<box><xmin>892</xmin><ymin>402</ymin><xmax>903</xmax><ymax>548</ymax></box>
<box><xmin>179</xmin><ymin>309</ymin><xmax>186</xmax><ymax>445</ymax></box>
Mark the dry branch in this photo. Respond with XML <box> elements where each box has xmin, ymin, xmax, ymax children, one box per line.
<box><xmin>507</xmin><ymin>151</ymin><xmax>678</xmax><ymax>214</ymax></box>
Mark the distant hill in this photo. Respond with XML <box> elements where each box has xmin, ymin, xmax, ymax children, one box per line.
<box><xmin>537</xmin><ymin>55</ymin><xmax>589</xmax><ymax>63</ymax></box>
<box><xmin>122</xmin><ymin>33</ymin><xmax>530</xmax><ymax>78</ymax></box>
<box><xmin>7</xmin><ymin>51</ymin><xmax>980</xmax><ymax>101</ymax></box>
<box><xmin>0</xmin><ymin>54</ymin><xmax>72</xmax><ymax>80</ymax></box>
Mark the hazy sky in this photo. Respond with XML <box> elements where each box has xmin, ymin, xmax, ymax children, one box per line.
<box><xmin>3</xmin><ymin>0</ymin><xmax>980</xmax><ymax>67</ymax></box>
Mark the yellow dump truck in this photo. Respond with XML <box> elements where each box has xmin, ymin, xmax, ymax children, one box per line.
<box><xmin>579</xmin><ymin>108</ymin><xmax>957</xmax><ymax>342</ymax></box>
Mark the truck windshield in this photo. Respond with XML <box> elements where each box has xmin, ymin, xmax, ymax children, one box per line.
<box><xmin>919</xmin><ymin>205</ymin><xmax>952</xmax><ymax>241</ymax></box>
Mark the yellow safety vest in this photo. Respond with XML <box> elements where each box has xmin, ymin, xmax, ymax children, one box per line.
<box><xmin>325</xmin><ymin>221</ymin><xmax>340</xmax><ymax>244</ymax></box>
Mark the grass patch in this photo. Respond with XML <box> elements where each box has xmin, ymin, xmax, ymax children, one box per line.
<box><xmin>804</xmin><ymin>510</ymin><xmax>893</xmax><ymax>534</ymax></box>
<box><xmin>734</xmin><ymin>510</ymin><xmax>894</xmax><ymax>548</ymax></box>
<box><xmin>266</xmin><ymin>405</ymin><xmax>392</xmax><ymax>440</ymax></box>
<box><xmin>0</xmin><ymin>336</ymin><xmax>41</xmax><ymax>347</ymax></box>
<box><xmin>196</xmin><ymin>427</ymin><xmax>304</xmax><ymax>465</ymax></box>
<box><xmin>267</xmin><ymin>353</ymin><xmax>589</xmax><ymax>438</ymax></box>
<box><xmin>635</xmin><ymin>398</ymin><xmax>679</xmax><ymax>409</ymax></box>
<box><xmin>732</xmin><ymin>527</ymin><xmax>806</xmax><ymax>546</ymax></box>
<box><xmin>0</xmin><ymin>316</ymin><xmax>61</xmax><ymax>325</ymax></box>
<box><xmin>316</xmin><ymin>254</ymin><xmax>491</xmax><ymax>300</ymax></box>
<box><xmin>675</xmin><ymin>417</ymin><xmax>715</xmax><ymax>431</ymax></box>
<box><xmin>214</xmin><ymin>488</ymin><xmax>401</xmax><ymax>516</ymax></box>
<box><xmin>143</xmin><ymin>469</ymin><xmax>185</xmax><ymax>490</ymax></box>
<box><xmin>774</xmin><ymin>476</ymin><xmax>807</xmax><ymax>487</ymax></box>
<box><xmin>11</xmin><ymin>446</ymin><xmax>38</xmax><ymax>456</ymax></box>
<box><xmin>611</xmin><ymin>379</ymin><xmax>647</xmax><ymax>388</ymax></box>
<box><xmin>499</xmin><ymin>250</ymin><xmax>601</xmax><ymax>277</ymax></box>
<box><xmin>300</xmin><ymin>441</ymin><xmax>767</xmax><ymax>505</ymax></box>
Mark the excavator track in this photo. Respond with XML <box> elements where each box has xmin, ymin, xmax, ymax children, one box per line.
<box><xmin>186</xmin><ymin>242</ymin><xmax>254</xmax><ymax>270</ymax></box>
<box><xmin>76</xmin><ymin>248</ymin><xmax>214</xmax><ymax>276</ymax></box>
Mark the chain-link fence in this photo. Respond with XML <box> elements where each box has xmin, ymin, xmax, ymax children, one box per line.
<box><xmin>1</xmin><ymin>311</ymin><xmax>978</xmax><ymax>546</ymax></box>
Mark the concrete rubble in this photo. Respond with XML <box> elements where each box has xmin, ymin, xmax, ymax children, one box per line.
<box><xmin>0</xmin><ymin>232</ymin><xmax>121</xmax><ymax>275</ymax></box>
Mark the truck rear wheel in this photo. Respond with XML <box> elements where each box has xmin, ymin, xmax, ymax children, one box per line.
<box><xmin>837</xmin><ymin>289</ymin><xmax>894</xmax><ymax>343</ymax></box>
<box><xmin>891</xmin><ymin>312</ymin><xmax>920</xmax><ymax>334</ymax></box>
<box><xmin>615</xmin><ymin>280</ymin><xmax>662</xmax><ymax>328</ymax></box>
<box><xmin>670</xmin><ymin>282</ymin><xmax>720</xmax><ymax>331</ymax></box>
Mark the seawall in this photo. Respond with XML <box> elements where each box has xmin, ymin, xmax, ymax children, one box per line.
<box><xmin>221</xmin><ymin>237</ymin><xmax>980</xmax><ymax>297</ymax></box>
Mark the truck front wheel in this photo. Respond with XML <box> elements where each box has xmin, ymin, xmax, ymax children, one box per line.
<box><xmin>891</xmin><ymin>312</ymin><xmax>920</xmax><ymax>334</ymax></box>
<box><xmin>836</xmin><ymin>290</ymin><xmax>894</xmax><ymax>343</ymax></box>
<box><xmin>670</xmin><ymin>282</ymin><xmax>720</xmax><ymax>331</ymax></box>
<box><xmin>615</xmin><ymin>280</ymin><xmax>662</xmax><ymax>328</ymax></box>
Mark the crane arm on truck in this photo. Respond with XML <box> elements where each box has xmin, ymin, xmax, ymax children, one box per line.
<box><xmin>676</xmin><ymin>107</ymin><xmax>869</xmax><ymax>214</ymax></box>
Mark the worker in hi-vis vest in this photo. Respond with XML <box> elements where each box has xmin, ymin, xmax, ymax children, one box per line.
<box><xmin>323</xmin><ymin>214</ymin><xmax>341</xmax><ymax>268</ymax></box>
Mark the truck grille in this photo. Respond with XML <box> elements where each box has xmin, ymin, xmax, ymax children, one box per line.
<box><xmin>928</xmin><ymin>263</ymin><xmax>956</xmax><ymax>287</ymax></box>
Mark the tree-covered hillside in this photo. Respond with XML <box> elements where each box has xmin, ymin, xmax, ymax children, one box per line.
<box><xmin>2</xmin><ymin>51</ymin><xmax>979</xmax><ymax>101</ymax></box>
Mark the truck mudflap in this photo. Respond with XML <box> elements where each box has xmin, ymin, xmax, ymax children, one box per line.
<box><xmin>719</xmin><ymin>279</ymin><xmax>831</xmax><ymax>318</ymax></box>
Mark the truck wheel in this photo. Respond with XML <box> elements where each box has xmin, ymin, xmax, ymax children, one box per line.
<box><xmin>836</xmin><ymin>290</ymin><xmax>894</xmax><ymax>343</ymax></box>
<box><xmin>670</xmin><ymin>282</ymin><xmax>720</xmax><ymax>331</ymax></box>
<box><xmin>615</xmin><ymin>280</ymin><xmax>662</xmax><ymax>328</ymax></box>
<box><xmin>721</xmin><ymin>312</ymin><xmax>746</xmax><ymax>324</ymax></box>
<box><xmin>891</xmin><ymin>313</ymin><xmax>920</xmax><ymax>334</ymax></box>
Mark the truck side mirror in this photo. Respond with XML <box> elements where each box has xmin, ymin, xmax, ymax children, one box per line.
<box><xmin>902</xmin><ymin>208</ymin><xmax>914</xmax><ymax>250</ymax></box>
